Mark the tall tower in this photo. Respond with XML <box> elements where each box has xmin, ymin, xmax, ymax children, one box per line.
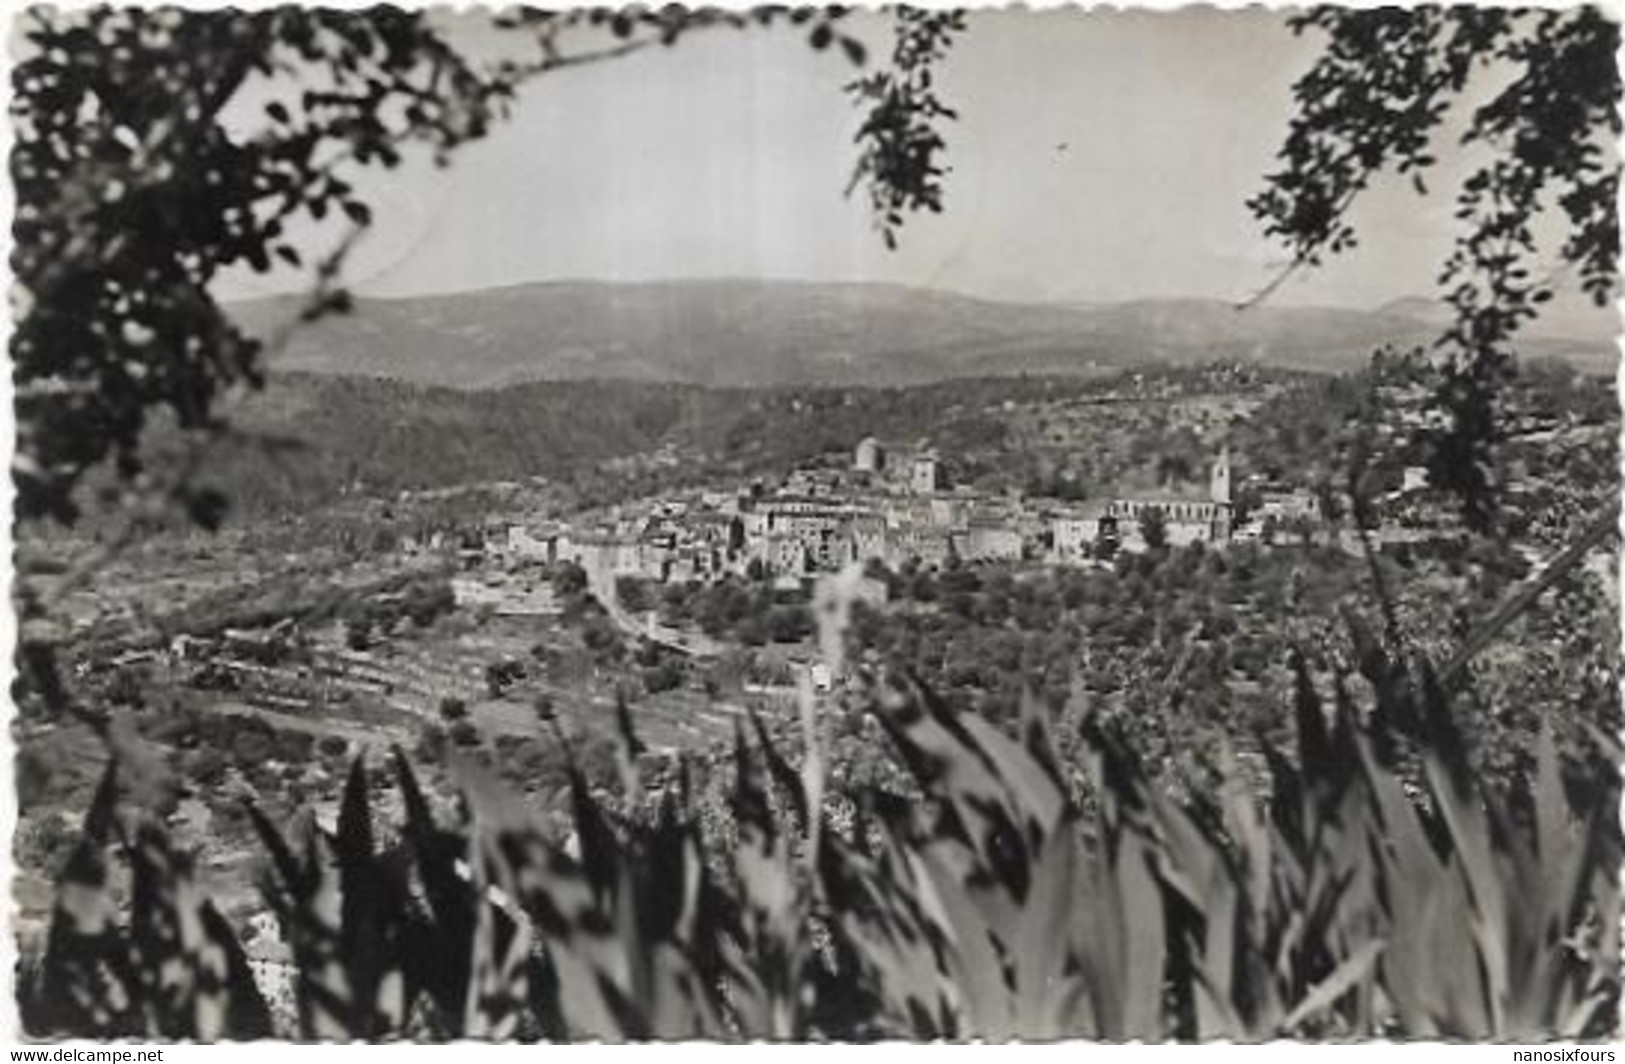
<box><xmin>911</xmin><ymin>452</ymin><xmax>941</xmax><ymax>495</ymax></box>
<box><xmin>1209</xmin><ymin>445</ymin><xmax>1232</xmax><ymax>505</ymax></box>
<box><xmin>854</xmin><ymin>436</ymin><xmax>885</xmax><ymax>473</ymax></box>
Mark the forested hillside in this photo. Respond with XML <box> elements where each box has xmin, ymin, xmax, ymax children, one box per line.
<box><xmin>191</xmin><ymin>369</ymin><xmax>1255</xmax><ymax>516</ymax></box>
<box><xmin>183</xmin><ymin>358</ymin><xmax>1613</xmax><ymax>525</ymax></box>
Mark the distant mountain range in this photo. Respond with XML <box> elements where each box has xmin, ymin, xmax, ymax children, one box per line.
<box><xmin>228</xmin><ymin>279</ymin><xmax>1616</xmax><ymax>389</ymax></box>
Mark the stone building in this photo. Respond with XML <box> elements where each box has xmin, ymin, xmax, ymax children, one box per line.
<box><xmin>1108</xmin><ymin>446</ymin><xmax>1233</xmax><ymax>548</ymax></box>
<box><xmin>910</xmin><ymin>452</ymin><xmax>942</xmax><ymax>495</ymax></box>
<box><xmin>1050</xmin><ymin>502</ymin><xmax>1113</xmax><ymax>562</ymax></box>
<box><xmin>854</xmin><ymin>436</ymin><xmax>886</xmax><ymax>473</ymax></box>
<box><xmin>954</xmin><ymin>520</ymin><xmax>1024</xmax><ymax>562</ymax></box>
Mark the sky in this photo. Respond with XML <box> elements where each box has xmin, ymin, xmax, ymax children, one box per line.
<box><xmin>217</xmin><ymin>8</ymin><xmax>1577</xmax><ymax>312</ymax></box>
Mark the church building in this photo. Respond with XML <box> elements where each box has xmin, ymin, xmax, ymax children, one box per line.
<box><xmin>1108</xmin><ymin>447</ymin><xmax>1233</xmax><ymax>549</ymax></box>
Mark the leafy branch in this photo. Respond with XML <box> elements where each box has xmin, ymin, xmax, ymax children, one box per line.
<box><xmin>1247</xmin><ymin>6</ymin><xmax>1619</xmax><ymax>528</ymax></box>
<box><xmin>11</xmin><ymin>5</ymin><xmax>955</xmax><ymax>528</ymax></box>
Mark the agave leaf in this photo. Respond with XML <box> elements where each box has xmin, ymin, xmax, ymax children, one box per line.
<box><xmin>1190</xmin><ymin>870</ymin><xmax>1243</xmax><ymax>1038</ymax></box>
<box><xmin>908</xmin><ymin>839</ymin><xmax>1014</xmax><ymax>1037</ymax></box>
<box><xmin>730</xmin><ymin>718</ymin><xmax>772</xmax><ymax>834</ymax></box>
<box><xmin>260</xmin><ymin>762</ymin><xmax>411</xmax><ymax>1039</ymax></box>
<box><xmin>1279</xmin><ymin>939</ymin><xmax>1383</xmax><ymax>1034</ymax></box>
<box><xmin>1217</xmin><ymin>744</ymin><xmax>1272</xmax><ymax>911</ymax></box>
<box><xmin>1530</xmin><ymin>728</ymin><xmax>1594</xmax><ymax>939</ymax></box>
<box><xmin>565</xmin><ymin>754</ymin><xmax>620</xmax><ymax>900</ymax></box>
<box><xmin>248</xmin><ymin>808</ymin><xmax>340</xmax><ymax>1037</ymax></box>
<box><xmin>1584</xmin><ymin>820</ymin><xmax>1621</xmax><ymax>992</ymax></box>
<box><xmin>485</xmin><ymin>759</ymin><xmax>730</xmax><ymax>1041</ymax></box>
<box><xmin>1016</xmin><ymin>686</ymin><xmax>1065</xmax><ymax>786</ymax></box>
<box><xmin>461</xmin><ymin>835</ymin><xmax>531</xmax><ymax>1040</ymax></box>
<box><xmin>1420</xmin><ymin>753</ymin><xmax>1510</xmax><ymax>1035</ymax></box>
<box><xmin>246</xmin><ymin>801</ymin><xmax>305</xmax><ymax>895</ymax></box>
<box><xmin>127</xmin><ymin>824</ymin><xmax>274</xmax><ymax>1039</ymax></box>
<box><xmin>1142</xmin><ymin>782</ymin><xmax>1248</xmax><ymax>1038</ymax></box>
<box><xmin>729</xmin><ymin>716</ymin><xmax>817</xmax><ymax>1036</ymax></box>
<box><xmin>1358</xmin><ymin>736</ymin><xmax>1445</xmax><ymax>1038</ymax></box>
<box><xmin>334</xmin><ymin>758</ymin><xmax>376</xmax><ymax>949</ymax></box>
<box><xmin>1354</xmin><ymin>732</ymin><xmax>1438</xmax><ymax>883</ymax></box>
<box><xmin>391</xmin><ymin>748</ymin><xmax>475</xmax><ymax>1026</ymax></box>
<box><xmin>1555</xmin><ymin>973</ymin><xmax>1613</xmax><ymax>1040</ymax></box>
<box><xmin>31</xmin><ymin>761</ymin><xmax>136</xmax><ymax>1037</ymax></box>
<box><xmin>873</xmin><ymin>675</ymin><xmax>1021</xmax><ymax>838</ymax></box>
<box><xmin>1146</xmin><ymin>786</ymin><xmax>1224</xmax><ymax>912</ymax></box>
<box><xmin>514</xmin><ymin>860</ymin><xmax>625</xmax><ymax>1037</ymax></box>
<box><xmin>1010</xmin><ymin>828</ymin><xmax>1092</xmax><ymax>1038</ymax></box>
<box><xmin>1413</xmin><ymin>656</ymin><xmax>1472</xmax><ymax>790</ymax></box>
<box><xmin>1191</xmin><ymin>964</ymin><xmax>1247</xmax><ymax>1040</ymax></box>
<box><xmin>543</xmin><ymin>864</ymin><xmax>724</xmax><ymax>1039</ymax></box>
<box><xmin>505</xmin><ymin>818</ymin><xmax>636</xmax><ymax>1039</ymax></box>
<box><xmin>548</xmin><ymin>943</ymin><xmax>641</xmax><ymax>1039</ymax></box>
<box><xmin>643</xmin><ymin>942</ymin><xmax>725</xmax><ymax>1038</ymax></box>
<box><xmin>292</xmin><ymin>884</ymin><xmax>359</xmax><ymax>1038</ymax></box>
<box><xmin>28</xmin><ymin>632</ymin><xmax>1618</xmax><ymax>1044</ymax></box>
<box><xmin>1071</xmin><ymin>811</ymin><xmax>1167</xmax><ymax>1041</ymax></box>
<box><xmin>818</xmin><ymin>827</ymin><xmax>956</xmax><ymax>1037</ymax></box>
<box><xmin>727</xmin><ymin>802</ymin><xmax>812</xmax><ymax>1039</ymax></box>
<box><xmin>1112</xmin><ymin>830</ymin><xmax>1169</xmax><ymax>1040</ymax></box>
<box><xmin>627</xmin><ymin>800</ymin><xmax>696</xmax><ymax>949</ymax></box>
<box><xmin>127</xmin><ymin>824</ymin><xmax>190</xmax><ymax>1035</ymax></box>
<box><xmin>198</xmin><ymin>902</ymin><xmax>275</xmax><ymax>1039</ymax></box>
<box><xmin>1377</xmin><ymin>852</ymin><xmax>1446</xmax><ymax>1037</ymax></box>
<box><xmin>336</xmin><ymin>758</ymin><xmax>409</xmax><ymax>1035</ymax></box>
<box><xmin>1430</xmin><ymin>857</ymin><xmax>1489</xmax><ymax>1038</ymax></box>
<box><xmin>960</xmin><ymin>712</ymin><xmax>1066</xmax><ymax>837</ymax></box>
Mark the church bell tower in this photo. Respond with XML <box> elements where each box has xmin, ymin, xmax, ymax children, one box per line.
<box><xmin>1210</xmin><ymin>445</ymin><xmax>1232</xmax><ymax>505</ymax></box>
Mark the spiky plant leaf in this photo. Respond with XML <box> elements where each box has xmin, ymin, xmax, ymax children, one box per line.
<box><xmin>461</xmin><ymin>836</ymin><xmax>532</xmax><ymax>1039</ymax></box>
<box><xmin>1279</xmin><ymin>939</ymin><xmax>1384</xmax><ymax>1033</ymax></box>
<box><xmin>28</xmin><ymin>762</ymin><xmax>136</xmax><ymax>1037</ymax></box>
<box><xmin>390</xmin><ymin>748</ymin><xmax>476</xmax><ymax>1028</ymax></box>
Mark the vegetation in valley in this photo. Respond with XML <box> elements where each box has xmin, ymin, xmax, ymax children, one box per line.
<box><xmin>17</xmin><ymin>617</ymin><xmax>1621</xmax><ymax>1040</ymax></box>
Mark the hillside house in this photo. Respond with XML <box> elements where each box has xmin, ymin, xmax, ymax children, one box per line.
<box><xmin>1050</xmin><ymin>503</ymin><xmax>1112</xmax><ymax>563</ymax></box>
<box><xmin>955</xmin><ymin>520</ymin><xmax>1023</xmax><ymax>562</ymax></box>
<box><xmin>847</xmin><ymin>514</ymin><xmax>890</xmax><ymax>564</ymax></box>
<box><xmin>1255</xmin><ymin>488</ymin><xmax>1321</xmax><ymax>524</ymax></box>
<box><xmin>506</xmin><ymin>524</ymin><xmax>557</xmax><ymax>562</ymax></box>
<box><xmin>896</xmin><ymin>526</ymin><xmax>954</xmax><ymax>568</ymax></box>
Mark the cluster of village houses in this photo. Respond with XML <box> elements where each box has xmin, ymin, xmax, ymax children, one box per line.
<box><xmin>427</xmin><ymin>437</ymin><xmax>1325</xmax><ymax>598</ymax></box>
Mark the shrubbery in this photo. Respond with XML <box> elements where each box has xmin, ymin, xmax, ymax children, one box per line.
<box><xmin>641</xmin><ymin>662</ymin><xmax>683</xmax><ymax>695</ymax></box>
<box><xmin>16</xmin><ymin>638</ymin><xmax>1620</xmax><ymax>1040</ymax></box>
<box><xmin>653</xmin><ymin>576</ymin><xmax>815</xmax><ymax>647</ymax></box>
<box><xmin>485</xmin><ymin>658</ymin><xmax>527</xmax><ymax>698</ymax></box>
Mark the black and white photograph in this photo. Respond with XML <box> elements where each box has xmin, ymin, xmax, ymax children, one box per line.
<box><xmin>7</xmin><ymin>2</ymin><xmax>1621</xmax><ymax>1043</ymax></box>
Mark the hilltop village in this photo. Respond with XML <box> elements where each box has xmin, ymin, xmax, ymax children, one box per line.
<box><xmin>416</xmin><ymin>357</ymin><xmax>1613</xmax><ymax>622</ymax></box>
<box><xmin>440</xmin><ymin>438</ymin><xmax>1326</xmax><ymax>611</ymax></box>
